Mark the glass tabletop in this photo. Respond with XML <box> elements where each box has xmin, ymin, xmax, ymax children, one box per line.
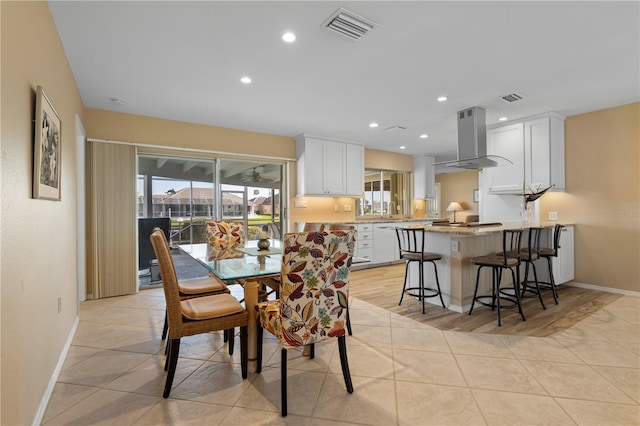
<box><xmin>178</xmin><ymin>243</ymin><xmax>282</xmax><ymax>281</ymax></box>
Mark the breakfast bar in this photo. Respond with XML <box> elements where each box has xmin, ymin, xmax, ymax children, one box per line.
<box><xmin>402</xmin><ymin>222</ymin><xmax>571</xmax><ymax>312</ymax></box>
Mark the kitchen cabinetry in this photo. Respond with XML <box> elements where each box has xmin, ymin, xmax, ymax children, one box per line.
<box><xmin>295</xmin><ymin>135</ymin><xmax>364</xmax><ymax>196</ymax></box>
<box><xmin>372</xmin><ymin>222</ymin><xmax>398</xmax><ymax>264</ymax></box>
<box><xmin>552</xmin><ymin>225</ymin><xmax>574</xmax><ymax>284</ymax></box>
<box><xmin>485</xmin><ymin>114</ymin><xmax>565</xmax><ymax>194</ymax></box>
<box><xmin>355</xmin><ymin>223</ymin><xmax>373</xmax><ymax>261</ymax></box>
<box><xmin>413</xmin><ymin>155</ymin><xmax>436</xmax><ymax>199</ymax></box>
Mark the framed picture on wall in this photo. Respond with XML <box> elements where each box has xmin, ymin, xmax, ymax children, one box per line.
<box><xmin>33</xmin><ymin>86</ymin><xmax>62</xmax><ymax>200</ymax></box>
<box><xmin>473</xmin><ymin>189</ymin><xmax>479</xmax><ymax>203</ymax></box>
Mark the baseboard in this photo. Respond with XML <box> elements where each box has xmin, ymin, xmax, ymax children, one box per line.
<box><xmin>564</xmin><ymin>281</ymin><xmax>640</xmax><ymax>297</ymax></box>
<box><xmin>33</xmin><ymin>316</ymin><xmax>79</xmax><ymax>426</ymax></box>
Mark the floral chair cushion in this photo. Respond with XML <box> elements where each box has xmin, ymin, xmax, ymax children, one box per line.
<box><xmin>206</xmin><ymin>221</ymin><xmax>245</xmax><ymax>261</ymax></box>
<box><xmin>256</xmin><ymin>230</ymin><xmax>356</xmax><ymax>350</ymax></box>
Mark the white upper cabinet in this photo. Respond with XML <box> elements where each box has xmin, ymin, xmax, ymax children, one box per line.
<box><xmin>485</xmin><ymin>114</ymin><xmax>565</xmax><ymax>194</ymax></box>
<box><xmin>413</xmin><ymin>155</ymin><xmax>436</xmax><ymax>199</ymax></box>
<box><xmin>525</xmin><ymin>116</ymin><xmax>565</xmax><ymax>191</ymax></box>
<box><xmin>485</xmin><ymin>122</ymin><xmax>525</xmax><ymax>193</ymax></box>
<box><xmin>296</xmin><ymin>135</ymin><xmax>364</xmax><ymax>196</ymax></box>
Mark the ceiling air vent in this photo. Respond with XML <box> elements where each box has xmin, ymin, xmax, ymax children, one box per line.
<box><xmin>499</xmin><ymin>92</ymin><xmax>525</xmax><ymax>103</ymax></box>
<box><xmin>384</xmin><ymin>125</ymin><xmax>407</xmax><ymax>133</ymax></box>
<box><xmin>323</xmin><ymin>7</ymin><xmax>378</xmax><ymax>41</ymax></box>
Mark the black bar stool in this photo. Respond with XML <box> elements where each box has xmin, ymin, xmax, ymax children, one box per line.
<box><xmin>538</xmin><ymin>224</ymin><xmax>564</xmax><ymax>304</ymax></box>
<box><xmin>395</xmin><ymin>227</ymin><xmax>446</xmax><ymax>313</ymax></box>
<box><xmin>469</xmin><ymin>229</ymin><xmax>526</xmax><ymax>326</ymax></box>
<box><xmin>519</xmin><ymin>227</ymin><xmax>546</xmax><ymax>309</ymax></box>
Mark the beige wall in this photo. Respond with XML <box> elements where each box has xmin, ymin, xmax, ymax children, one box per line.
<box><xmin>1</xmin><ymin>2</ymin><xmax>84</xmax><ymax>424</ymax></box>
<box><xmin>436</xmin><ymin>171</ymin><xmax>480</xmax><ymax>222</ymax></box>
<box><xmin>540</xmin><ymin>102</ymin><xmax>639</xmax><ymax>292</ymax></box>
<box><xmin>85</xmin><ymin>108</ymin><xmax>296</xmax><ymax>160</ymax></box>
<box><xmin>83</xmin><ymin>112</ymin><xmax>415</xmax><ymax>227</ymax></box>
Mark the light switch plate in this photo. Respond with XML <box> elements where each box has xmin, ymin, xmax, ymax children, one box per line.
<box><xmin>344</xmin><ymin>204</ymin><xmax>351</xmax><ymax>212</ymax></box>
<box><xmin>548</xmin><ymin>211</ymin><xmax>559</xmax><ymax>220</ymax></box>
<box><xmin>451</xmin><ymin>240</ymin><xmax>459</xmax><ymax>252</ymax></box>
<box><xmin>294</xmin><ymin>200</ymin><xmax>308</xmax><ymax>208</ymax></box>
<box><xmin>334</xmin><ymin>205</ymin><xmax>339</xmax><ymax>212</ymax></box>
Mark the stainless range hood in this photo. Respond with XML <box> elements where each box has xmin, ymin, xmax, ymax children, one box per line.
<box><xmin>436</xmin><ymin>106</ymin><xmax>512</xmax><ymax>170</ymax></box>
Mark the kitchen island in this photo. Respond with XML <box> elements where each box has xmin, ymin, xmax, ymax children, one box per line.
<box><xmin>401</xmin><ymin>222</ymin><xmax>573</xmax><ymax>312</ymax></box>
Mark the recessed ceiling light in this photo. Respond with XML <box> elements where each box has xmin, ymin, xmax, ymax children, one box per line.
<box><xmin>437</xmin><ymin>96</ymin><xmax>447</xmax><ymax>102</ymax></box>
<box><xmin>498</xmin><ymin>117</ymin><xmax>508</xmax><ymax>121</ymax></box>
<box><xmin>240</xmin><ymin>76</ymin><xmax>252</xmax><ymax>84</ymax></box>
<box><xmin>369</xmin><ymin>122</ymin><xmax>379</xmax><ymax>128</ymax></box>
<box><xmin>420</xmin><ymin>134</ymin><xmax>429</xmax><ymax>139</ymax></box>
<box><xmin>400</xmin><ymin>146</ymin><xmax>406</xmax><ymax>150</ymax></box>
<box><xmin>282</xmin><ymin>32</ymin><xmax>296</xmax><ymax>42</ymax></box>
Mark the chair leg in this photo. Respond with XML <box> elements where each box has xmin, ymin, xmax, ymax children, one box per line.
<box><xmin>346</xmin><ymin>308</ymin><xmax>352</xmax><ymax>336</ymax></box>
<box><xmin>511</xmin><ymin>266</ymin><xmax>526</xmax><ymax>321</ymax></box>
<box><xmin>228</xmin><ymin>328</ymin><xmax>235</xmax><ymax>355</ymax></box>
<box><xmin>256</xmin><ymin>324</ymin><xmax>263</xmax><ymax>373</ymax></box>
<box><xmin>163</xmin><ymin>338</ymin><xmax>180</xmax><ymax>398</ymax></box>
<box><xmin>419</xmin><ymin>260</ymin><xmax>425</xmax><ymax>314</ymax></box>
<box><xmin>547</xmin><ymin>257</ymin><xmax>559</xmax><ymax>304</ymax></box>
<box><xmin>240</xmin><ymin>325</ymin><xmax>248</xmax><ymax>379</ymax></box>
<box><xmin>223</xmin><ymin>329</ymin><xmax>229</xmax><ymax>342</ymax></box>
<box><xmin>432</xmin><ymin>260</ymin><xmax>446</xmax><ymax>309</ymax></box>
<box><xmin>531</xmin><ymin>262</ymin><xmax>545</xmax><ymax>310</ymax></box>
<box><xmin>495</xmin><ymin>268</ymin><xmax>502</xmax><ymax>326</ymax></box>
<box><xmin>161</xmin><ymin>311</ymin><xmax>168</xmax><ymax>340</ymax></box>
<box><xmin>338</xmin><ymin>335</ymin><xmax>354</xmax><ymax>394</ymax></box>
<box><xmin>521</xmin><ymin>262</ymin><xmax>531</xmax><ymax>298</ymax></box>
<box><xmin>164</xmin><ymin>338</ymin><xmax>171</xmax><ymax>371</ymax></box>
<box><xmin>468</xmin><ymin>266</ymin><xmax>483</xmax><ymax>315</ymax></box>
<box><xmin>281</xmin><ymin>348</ymin><xmax>288</xmax><ymax>417</ymax></box>
<box><xmin>309</xmin><ymin>343</ymin><xmax>315</xmax><ymax>359</ymax></box>
<box><xmin>398</xmin><ymin>261</ymin><xmax>411</xmax><ymax>306</ymax></box>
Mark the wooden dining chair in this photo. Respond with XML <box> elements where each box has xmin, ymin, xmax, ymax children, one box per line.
<box><xmin>150</xmin><ymin>229</ymin><xmax>248</xmax><ymax>398</ymax></box>
<box><xmin>255</xmin><ymin>230</ymin><xmax>356</xmax><ymax>416</ymax></box>
<box><xmin>153</xmin><ymin>229</ymin><xmax>231</xmax><ymax>342</ymax></box>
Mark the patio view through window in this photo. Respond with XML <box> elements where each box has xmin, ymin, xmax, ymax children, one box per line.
<box><xmin>137</xmin><ymin>154</ymin><xmax>283</xmax><ymax>287</ymax></box>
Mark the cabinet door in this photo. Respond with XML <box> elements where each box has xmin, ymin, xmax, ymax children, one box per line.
<box><xmin>413</xmin><ymin>155</ymin><xmax>435</xmax><ymax>199</ymax></box>
<box><xmin>525</xmin><ymin>117</ymin><xmax>551</xmax><ymax>190</ymax></box>
<box><xmin>345</xmin><ymin>144</ymin><xmax>364</xmax><ymax>196</ymax></box>
<box><xmin>553</xmin><ymin>226</ymin><xmax>574</xmax><ymax>284</ymax></box>
<box><xmin>322</xmin><ymin>140</ymin><xmax>346</xmax><ymax>194</ymax></box>
<box><xmin>485</xmin><ymin>123</ymin><xmax>524</xmax><ymax>193</ymax></box>
<box><xmin>372</xmin><ymin>223</ymin><xmax>398</xmax><ymax>264</ymax></box>
<box><xmin>303</xmin><ymin>140</ymin><xmax>326</xmax><ymax>195</ymax></box>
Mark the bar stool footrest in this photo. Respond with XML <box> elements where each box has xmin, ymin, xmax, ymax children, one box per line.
<box><xmin>403</xmin><ymin>286</ymin><xmax>442</xmax><ymax>300</ymax></box>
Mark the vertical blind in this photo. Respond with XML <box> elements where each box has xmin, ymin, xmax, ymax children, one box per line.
<box><xmin>87</xmin><ymin>141</ymin><xmax>137</xmax><ymax>298</ymax></box>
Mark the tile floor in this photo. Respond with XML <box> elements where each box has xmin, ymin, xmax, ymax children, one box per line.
<box><xmin>43</xmin><ymin>287</ymin><xmax>640</xmax><ymax>425</ymax></box>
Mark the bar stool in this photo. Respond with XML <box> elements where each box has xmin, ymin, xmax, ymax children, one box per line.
<box><xmin>538</xmin><ymin>224</ymin><xmax>564</xmax><ymax>304</ymax></box>
<box><xmin>395</xmin><ymin>227</ymin><xmax>446</xmax><ymax>313</ymax></box>
<box><xmin>469</xmin><ymin>229</ymin><xmax>526</xmax><ymax>326</ymax></box>
<box><xmin>518</xmin><ymin>227</ymin><xmax>546</xmax><ymax>309</ymax></box>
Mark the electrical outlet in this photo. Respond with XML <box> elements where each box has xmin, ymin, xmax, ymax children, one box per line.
<box><xmin>548</xmin><ymin>211</ymin><xmax>559</xmax><ymax>221</ymax></box>
<box><xmin>58</xmin><ymin>297</ymin><xmax>62</xmax><ymax>314</ymax></box>
<box><xmin>344</xmin><ymin>204</ymin><xmax>351</xmax><ymax>212</ymax></box>
<box><xmin>334</xmin><ymin>205</ymin><xmax>339</xmax><ymax>212</ymax></box>
<box><xmin>451</xmin><ymin>240</ymin><xmax>459</xmax><ymax>252</ymax></box>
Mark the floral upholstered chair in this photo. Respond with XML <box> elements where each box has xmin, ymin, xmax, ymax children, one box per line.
<box><xmin>206</xmin><ymin>221</ymin><xmax>245</xmax><ymax>261</ymax></box>
<box><xmin>256</xmin><ymin>230</ymin><xmax>356</xmax><ymax>417</ymax></box>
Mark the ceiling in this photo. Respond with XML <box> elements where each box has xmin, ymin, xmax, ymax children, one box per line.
<box><xmin>49</xmin><ymin>1</ymin><xmax>639</xmax><ymax>161</ymax></box>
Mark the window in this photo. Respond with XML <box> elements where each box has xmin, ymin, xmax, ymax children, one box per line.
<box><xmin>356</xmin><ymin>170</ymin><xmax>410</xmax><ymax>217</ymax></box>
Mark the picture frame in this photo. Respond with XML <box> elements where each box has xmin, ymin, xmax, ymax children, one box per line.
<box><xmin>33</xmin><ymin>86</ymin><xmax>62</xmax><ymax>200</ymax></box>
<box><xmin>473</xmin><ymin>189</ymin><xmax>479</xmax><ymax>203</ymax></box>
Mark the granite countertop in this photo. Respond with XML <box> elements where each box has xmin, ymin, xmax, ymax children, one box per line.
<box><xmin>406</xmin><ymin>221</ymin><xmax>574</xmax><ymax>236</ymax></box>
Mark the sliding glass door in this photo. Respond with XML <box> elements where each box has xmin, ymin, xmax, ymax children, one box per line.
<box><xmin>136</xmin><ymin>153</ymin><xmax>284</xmax><ymax>287</ymax></box>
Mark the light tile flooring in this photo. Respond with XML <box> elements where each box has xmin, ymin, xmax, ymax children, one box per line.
<box><xmin>44</xmin><ymin>287</ymin><xmax>640</xmax><ymax>425</ymax></box>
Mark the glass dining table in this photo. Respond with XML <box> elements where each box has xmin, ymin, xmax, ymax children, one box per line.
<box><xmin>177</xmin><ymin>239</ymin><xmax>283</xmax><ymax>367</ymax></box>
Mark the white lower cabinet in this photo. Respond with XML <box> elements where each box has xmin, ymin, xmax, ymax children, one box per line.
<box><xmin>552</xmin><ymin>225</ymin><xmax>574</xmax><ymax>284</ymax></box>
<box><xmin>355</xmin><ymin>223</ymin><xmax>373</xmax><ymax>261</ymax></box>
<box><xmin>372</xmin><ymin>223</ymin><xmax>398</xmax><ymax>264</ymax></box>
